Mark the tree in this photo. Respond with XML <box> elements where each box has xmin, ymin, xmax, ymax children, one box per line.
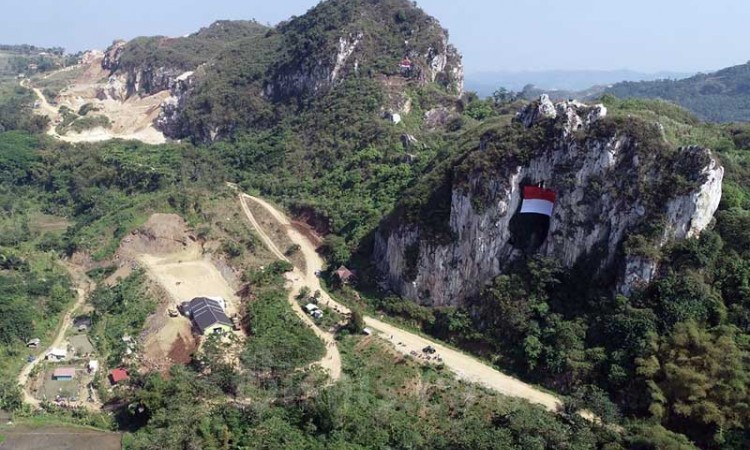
<box><xmin>492</xmin><ymin>87</ymin><xmax>518</xmax><ymax>105</ymax></box>
<box><xmin>636</xmin><ymin>322</ymin><xmax>750</xmax><ymax>446</ymax></box>
<box><xmin>347</xmin><ymin>308</ymin><xmax>365</xmax><ymax>334</ymax></box>
<box><xmin>0</xmin><ymin>380</ymin><xmax>23</xmax><ymax>411</ymax></box>
<box><xmin>321</xmin><ymin>235</ymin><xmax>349</xmax><ymax>267</ymax></box>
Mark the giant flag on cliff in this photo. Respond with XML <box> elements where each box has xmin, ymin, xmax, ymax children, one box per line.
<box><xmin>521</xmin><ymin>186</ymin><xmax>557</xmax><ymax>216</ymax></box>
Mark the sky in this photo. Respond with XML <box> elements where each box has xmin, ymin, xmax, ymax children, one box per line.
<box><xmin>1</xmin><ymin>0</ymin><xmax>749</xmax><ymax>74</ymax></box>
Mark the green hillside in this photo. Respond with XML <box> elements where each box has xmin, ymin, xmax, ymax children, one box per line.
<box><xmin>606</xmin><ymin>61</ymin><xmax>750</xmax><ymax>122</ymax></box>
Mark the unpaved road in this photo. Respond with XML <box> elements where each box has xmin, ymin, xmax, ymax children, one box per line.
<box><xmin>239</xmin><ymin>193</ymin><xmax>563</xmax><ymax>412</ymax></box>
<box><xmin>16</xmin><ymin>265</ymin><xmax>95</xmax><ymax>407</ymax></box>
<box><xmin>240</xmin><ymin>195</ymin><xmax>342</xmax><ymax>381</ymax></box>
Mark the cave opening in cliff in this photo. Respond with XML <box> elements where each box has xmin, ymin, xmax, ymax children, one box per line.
<box><xmin>509</xmin><ymin>184</ymin><xmax>556</xmax><ymax>253</ymax></box>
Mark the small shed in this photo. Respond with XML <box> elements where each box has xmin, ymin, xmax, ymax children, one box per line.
<box><xmin>334</xmin><ymin>266</ymin><xmax>355</xmax><ymax>284</ymax></box>
<box><xmin>52</xmin><ymin>368</ymin><xmax>75</xmax><ymax>381</ymax></box>
<box><xmin>304</xmin><ymin>304</ymin><xmax>320</xmax><ymax>314</ymax></box>
<box><xmin>88</xmin><ymin>360</ymin><xmax>99</xmax><ymax>374</ymax></box>
<box><xmin>27</xmin><ymin>338</ymin><xmax>41</xmax><ymax>348</ymax></box>
<box><xmin>109</xmin><ymin>368</ymin><xmax>129</xmax><ymax>385</ymax></box>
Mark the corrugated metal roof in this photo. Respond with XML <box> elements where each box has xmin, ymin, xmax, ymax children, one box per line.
<box><xmin>110</xmin><ymin>368</ymin><xmax>129</xmax><ymax>383</ymax></box>
<box><xmin>187</xmin><ymin>297</ymin><xmax>232</xmax><ymax>333</ymax></box>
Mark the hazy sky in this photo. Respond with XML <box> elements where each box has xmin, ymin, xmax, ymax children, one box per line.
<box><xmin>1</xmin><ymin>0</ymin><xmax>748</xmax><ymax>74</ymax></box>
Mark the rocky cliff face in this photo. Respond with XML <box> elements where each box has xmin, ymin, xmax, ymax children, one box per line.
<box><xmin>374</xmin><ymin>96</ymin><xmax>724</xmax><ymax>306</ymax></box>
<box><xmin>155</xmin><ymin>70</ymin><xmax>197</xmax><ymax>138</ymax></box>
<box><xmin>100</xmin><ymin>40</ymin><xmax>190</xmax><ymax>102</ymax></box>
<box><xmin>265</xmin><ymin>0</ymin><xmax>463</xmax><ymax>101</ymax></box>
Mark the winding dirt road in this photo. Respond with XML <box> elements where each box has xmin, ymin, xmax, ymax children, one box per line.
<box><xmin>238</xmin><ymin>193</ymin><xmax>563</xmax><ymax>412</ymax></box>
<box><xmin>240</xmin><ymin>195</ymin><xmax>342</xmax><ymax>381</ymax></box>
<box><xmin>16</xmin><ymin>266</ymin><xmax>95</xmax><ymax>407</ymax></box>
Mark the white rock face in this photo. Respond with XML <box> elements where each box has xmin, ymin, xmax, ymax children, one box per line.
<box><xmin>156</xmin><ymin>70</ymin><xmax>197</xmax><ymax>138</ymax></box>
<box><xmin>331</xmin><ymin>34</ymin><xmax>362</xmax><ymax>83</ymax></box>
<box><xmin>375</xmin><ymin>97</ymin><xmax>724</xmax><ymax>306</ymax></box>
<box><xmin>518</xmin><ymin>94</ymin><xmax>557</xmax><ymax>127</ymax></box>
<box><xmin>662</xmin><ymin>147</ymin><xmax>724</xmax><ymax>241</ymax></box>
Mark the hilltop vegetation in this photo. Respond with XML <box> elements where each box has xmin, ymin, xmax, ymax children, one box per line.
<box><xmin>113</xmin><ymin>21</ymin><xmax>269</xmax><ymax>72</ymax></box>
<box><xmin>605</xmin><ymin>61</ymin><xmax>750</xmax><ymax>122</ymax></box>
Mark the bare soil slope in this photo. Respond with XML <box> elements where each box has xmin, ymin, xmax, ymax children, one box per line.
<box><xmin>25</xmin><ymin>54</ymin><xmax>169</xmax><ymax>144</ymax></box>
<box><xmin>120</xmin><ymin>214</ymin><xmax>242</xmax><ymax>370</ymax></box>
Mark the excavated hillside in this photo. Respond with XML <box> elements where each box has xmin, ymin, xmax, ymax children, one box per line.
<box><xmin>374</xmin><ymin>95</ymin><xmax>724</xmax><ymax>306</ymax></box>
<box><xmin>99</xmin><ymin>0</ymin><xmax>463</xmax><ymax>143</ymax></box>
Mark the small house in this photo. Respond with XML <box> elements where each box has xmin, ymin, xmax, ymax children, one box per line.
<box><xmin>52</xmin><ymin>368</ymin><xmax>75</xmax><ymax>381</ymax></box>
<box><xmin>88</xmin><ymin>360</ymin><xmax>99</xmax><ymax>374</ymax></box>
<box><xmin>109</xmin><ymin>368</ymin><xmax>129</xmax><ymax>385</ymax></box>
<box><xmin>27</xmin><ymin>338</ymin><xmax>41</xmax><ymax>348</ymax></box>
<box><xmin>334</xmin><ymin>266</ymin><xmax>355</xmax><ymax>284</ymax></box>
<box><xmin>184</xmin><ymin>297</ymin><xmax>232</xmax><ymax>335</ymax></box>
<box><xmin>46</xmin><ymin>347</ymin><xmax>67</xmax><ymax>361</ymax></box>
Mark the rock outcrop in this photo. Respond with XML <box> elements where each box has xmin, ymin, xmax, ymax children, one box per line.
<box><xmin>374</xmin><ymin>97</ymin><xmax>723</xmax><ymax>306</ymax></box>
<box><xmin>156</xmin><ymin>70</ymin><xmax>197</xmax><ymax>137</ymax></box>
<box><xmin>265</xmin><ymin>0</ymin><xmax>463</xmax><ymax>101</ymax></box>
<box><xmin>101</xmin><ymin>41</ymin><xmax>187</xmax><ymax>100</ymax></box>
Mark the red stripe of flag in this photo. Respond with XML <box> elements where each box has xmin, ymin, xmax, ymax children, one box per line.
<box><xmin>523</xmin><ymin>186</ymin><xmax>557</xmax><ymax>203</ymax></box>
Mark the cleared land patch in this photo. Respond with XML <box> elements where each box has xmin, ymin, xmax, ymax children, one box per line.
<box><xmin>0</xmin><ymin>425</ymin><xmax>121</xmax><ymax>450</ymax></box>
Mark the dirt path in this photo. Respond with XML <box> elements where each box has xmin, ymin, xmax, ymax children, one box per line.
<box><xmin>20</xmin><ymin>78</ymin><xmax>62</xmax><ymax>140</ymax></box>
<box><xmin>239</xmin><ymin>195</ymin><xmax>342</xmax><ymax>381</ymax></box>
<box><xmin>16</xmin><ymin>265</ymin><xmax>95</xmax><ymax>407</ymax></box>
<box><xmin>238</xmin><ymin>193</ymin><xmax>563</xmax><ymax>412</ymax></box>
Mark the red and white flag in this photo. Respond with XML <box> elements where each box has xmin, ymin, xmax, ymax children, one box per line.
<box><xmin>521</xmin><ymin>186</ymin><xmax>556</xmax><ymax>216</ymax></box>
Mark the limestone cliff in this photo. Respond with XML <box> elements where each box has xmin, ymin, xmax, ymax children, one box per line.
<box><xmin>374</xmin><ymin>96</ymin><xmax>724</xmax><ymax>306</ymax></box>
<box><xmin>100</xmin><ymin>40</ymin><xmax>185</xmax><ymax>100</ymax></box>
<box><xmin>265</xmin><ymin>0</ymin><xmax>463</xmax><ymax>101</ymax></box>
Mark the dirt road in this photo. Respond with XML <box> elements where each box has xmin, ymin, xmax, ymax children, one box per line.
<box><xmin>239</xmin><ymin>194</ymin><xmax>563</xmax><ymax>412</ymax></box>
<box><xmin>16</xmin><ymin>266</ymin><xmax>94</xmax><ymax>407</ymax></box>
<box><xmin>239</xmin><ymin>195</ymin><xmax>342</xmax><ymax>381</ymax></box>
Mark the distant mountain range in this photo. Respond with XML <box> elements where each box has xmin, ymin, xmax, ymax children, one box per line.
<box><xmin>465</xmin><ymin>69</ymin><xmax>694</xmax><ymax>97</ymax></box>
<box><xmin>605</xmin><ymin>61</ymin><xmax>750</xmax><ymax>122</ymax></box>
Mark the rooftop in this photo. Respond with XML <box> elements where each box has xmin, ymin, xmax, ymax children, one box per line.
<box><xmin>109</xmin><ymin>368</ymin><xmax>129</xmax><ymax>383</ymax></box>
<box><xmin>186</xmin><ymin>297</ymin><xmax>232</xmax><ymax>333</ymax></box>
<box><xmin>53</xmin><ymin>368</ymin><xmax>76</xmax><ymax>378</ymax></box>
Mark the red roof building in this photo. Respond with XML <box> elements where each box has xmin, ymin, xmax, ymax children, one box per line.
<box><xmin>109</xmin><ymin>368</ymin><xmax>129</xmax><ymax>385</ymax></box>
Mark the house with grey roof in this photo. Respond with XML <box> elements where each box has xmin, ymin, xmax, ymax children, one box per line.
<box><xmin>183</xmin><ymin>297</ymin><xmax>233</xmax><ymax>335</ymax></box>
